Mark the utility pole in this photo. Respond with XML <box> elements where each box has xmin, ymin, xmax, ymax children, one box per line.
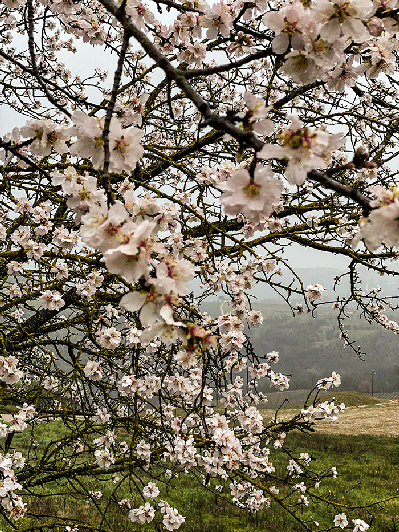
<box><xmin>370</xmin><ymin>370</ymin><xmax>376</xmax><ymax>397</ymax></box>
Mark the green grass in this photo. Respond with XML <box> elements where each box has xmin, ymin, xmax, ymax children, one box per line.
<box><xmin>158</xmin><ymin>432</ymin><xmax>399</xmax><ymax>532</ymax></box>
<box><xmin>1</xmin><ymin>420</ymin><xmax>398</xmax><ymax>532</ymax></box>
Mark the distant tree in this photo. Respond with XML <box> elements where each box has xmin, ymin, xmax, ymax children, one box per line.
<box><xmin>0</xmin><ymin>0</ymin><xmax>398</xmax><ymax>530</ymax></box>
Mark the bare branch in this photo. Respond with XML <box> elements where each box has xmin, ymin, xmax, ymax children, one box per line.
<box><xmin>102</xmin><ymin>31</ymin><xmax>130</xmax><ymax>205</ymax></box>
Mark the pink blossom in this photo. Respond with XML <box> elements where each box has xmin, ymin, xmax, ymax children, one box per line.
<box><xmin>334</xmin><ymin>513</ymin><xmax>349</xmax><ymax>528</ymax></box>
<box><xmin>38</xmin><ymin>290</ymin><xmax>65</xmax><ymax>311</ymax></box>
<box><xmin>311</xmin><ymin>0</ymin><xmax>375</xmax><ymax>43</ymax></box>
<box><xmin>305</xmin><ymin>283</ymin><xmax>325</xmax><ymax>301</ymax></box>
<box><xmin>19</xmin><ymin>120</ymin><xmax>69</xmax><ymax>157</ymax></box>
<box><xmin>217</xmin><ymin>164</ymin><xmax>283</xmax><ymax>223</ymax></box>
<box><xmin>260</xmin><ymin>116</ymin><xmax>343</xmax><ymax>185</ymax></box>
<box><xmin>96</xmin><ymin>327</ymin><xmax>121</xmax><ymax>350</ymax></box>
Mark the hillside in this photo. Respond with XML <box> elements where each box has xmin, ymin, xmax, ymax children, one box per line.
<box><xmin>202</xmin><ymin>301</ymin><xmax>399</xmax><ymax>394</ymax></box>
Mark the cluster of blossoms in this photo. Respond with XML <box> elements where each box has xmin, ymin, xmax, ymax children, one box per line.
<box><xmin>259</xmin><ymin>116</ymin><xmax>344</xmax><ymax>186</ymax></box>
<box><xmin>0</xmin><ymin>452</ymin><xmax>26</xmax><ymax>519</ymax></box>
<box><xmin>301</xmin><ymin>399</ymin><xmax>345</xmax><ymax>423</ymax></box>
<box><xmin>128</xmin><ymin>484</ymin><xmax>185</xmax><ymax>531</ymax></box>
<box><xmin>50</xmin><ymin>165</ymin><xmax>215</xmax><ymax>357</ymax></box>
<box><xmin>38</xmin><ymin>290</ymin><xmax>65</xmax><ymax>311</ymax></box>
<box><xmin>17</xmin><ymin>112</ymin><xmax>144</xmax><ymax>173</ymax></box>
<box><xmin>0</xmin><ymin>356</ymin><xmax>23</xmax><ymax>384</ymax></box>
<box><xmin>301</xmin><ymin>373</ymin><xmax>344</xmax><ymax>421</ymax></box>
<box><xmin>0</xmin><ymin>396</ymin><xmax>33</xmax><ymax>517</ymax></box>
<box><xmin>334</xmin><ymin>514</ymin><xmax>370</xmax><ymax>531</ymax></box>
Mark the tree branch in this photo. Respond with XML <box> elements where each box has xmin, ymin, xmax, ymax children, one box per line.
<box><xmin>308</xmin><ymin>169</ymin><xmax>373</xmax><ymax>216</ymax></box>
<box><xmin>102</xmin><ymin>30</ymin><xmax>130</xmax><ymax>205</ymax></box>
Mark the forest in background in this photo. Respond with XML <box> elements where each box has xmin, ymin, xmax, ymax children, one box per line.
<box><xmin>202</xmin><ymin>300</ymin><xmax>399</xmax><ymax>394</ymax></box>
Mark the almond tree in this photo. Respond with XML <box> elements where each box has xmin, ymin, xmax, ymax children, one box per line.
<box><xmin>0</xmin><ymin>0</ymin><xmax>398</xmax><ymax>530</ymax></box>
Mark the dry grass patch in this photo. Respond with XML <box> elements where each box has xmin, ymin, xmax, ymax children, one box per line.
<box><xmin>261</xmin><ymin>393</ymin><xmax>399</xmax><ymax>436</ymax></box>
<box><xmin>314</xmin><ymin>400</ymin><xmax>399</xmax><ymax>436</ymax></box>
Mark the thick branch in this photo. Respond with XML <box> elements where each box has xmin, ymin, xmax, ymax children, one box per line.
<box><xmin>102</xmin><ymin>30</ymin><xmax>130</xmax><ymax>204</ymax></box>
<box><xmin>308</xmin><ymin>169</ymin><xmax>373</xmax><ymax>215</ymax></box>
<box><xmin>184</xmin><ymin>49</ymin><xmax>273</xmax><ymax>79</ymax></box>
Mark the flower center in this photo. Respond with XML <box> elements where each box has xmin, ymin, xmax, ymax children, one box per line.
<box><xmin>283</xmin><ymin>18</ymin><xmax>300</xmax><ymax>35</ymax></box>
<box><xmin>280</xmin><ymin>127</ymin><xmax>316</xmax><ymax>150</ymax></box>
<box><xmin>243</xmin><ymin>182</ymin><xmax>261</xmax><ymax>198</ymax></box>
<box><xmin>332</xmin><ymin>2</ymin><xmax>350</xmax><ymax>23</ymax></box>
<box><xmin>47</xmin><ymin>131</ymin><xmax>58</xmax><ymax>144</ymax></box>
<box><xmin>114</xmin><ymin>136</ymin><xmax>129</xmax><ymax>153</ymax></box>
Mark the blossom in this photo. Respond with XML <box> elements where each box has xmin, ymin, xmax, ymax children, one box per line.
<box><xmin>352</xmin><ymin>185</ymin><xmax>399</xmax><ymax>251</ymax></box>
<box><xmin>353</xmin><ymin>518</ymin><xmax>370</xmax><ymax>532</ymax></box>
<box><xmin>0</xmin><ymin>356</ymin><xmax>23</xmax><ymax>384</ymax></box>
<box><xmin>43</xmin><ymin>376</ymin><xmax>59</xmax><ymax>391</ymax></box>
<box><xmin>259</xmin><ymin>116</ymin><xmax>343</xmax><ymax>185</ymax></box>
<box><xmin>10</xmin><ymin>284</ymin><xmax>22</xmax><ymax>299</ymax></box>
<box><xmin>243</xmin><ymin>92</ymin><xmax>275</xmax><ymax>136</ymax></box>
<box><xmin>217</xmin><ymin>164</ymin><xmax>283</xmax><ymax>223</ymax></box>
<box><xmin>331</xmin><ymin>371</ymin><xmax>341</xmax><ymax>387</ymax></box>
<box><xmin>281</xmin><ymin>51</ymin><xmax>322</xmax><ymax>85</ymax></box>
<box><xmin>262</xmin><ymin>2</ymin><xmax>310</xmax><ymax>54</ymax></box>
<box><xmin>80</xmin><ymin>200</ymin><xmax>128</xmax><ymax>252</ymax></box>
<box><xmin>126</xmin><ymin>0</ymin><xmax>155</xmax><ymax>30</ymax></box>
<box><xmin>93</xmin><ymin>408</ymin><xmax>110</xmax><ymax>423</ymax></box>
<box><xmin>334</xmin><ymin>514</ymin><xmax>349</xmax><ymax>528</ymax></box>
<box><xmin>143</xmin><ymin>482</ymin><xmax>160</xmax><ymax>499</ymax></box>
<box><xmin>96</xmin><ymin>327</ymin><xmax>121</xmax><ymax>349</ymax></box>
<box><xmin>38</xmin><ymin>290</ymin><xmax>65</xmax><ymax>310</ymax></box>
<box><xmin>19</xmin><ymin>120</ymin><xmax>69</xmax><ymax>157</ymax></box>
<box><xmin>120</xmin><ymin>289</ymin><xmax>179</xmax><ymax>327</ymax></box>
<box><xmin>311</xmin><ymin>0</ymin><xmax>375</xmax><ymax>43</ymax></box>
<box><xmin>247</xmin><ymin>310</ymin><xmax>263</xmax><ymax>326</ymax></box>
<box><xmin>270</xmin><ymin>371</ymin><xmax>290</xmax><ymax>390</ymax></box>
<box><xmin>103</xmin><ymin>219</ymin><xmax>162</xmax><ymax>283</ymax></box>
<box><xmin>69</xmin><ymin>111</ymin><xmax>143</xmax><ymax>172</ymax></box>
<box><xmin>267</xmin><ymin>350</ymin><xmax>279</xmax><ymax>363</ymax></box>
<box><xmin>94</xmin><ymin>449</ymin><xmax>115</xmax><ymax>468</ymax></box>
<box><xmin>202</xmin><ymin>1</ymin><xmax>234</xmax><ymax>39</ymax></box>
<box><xmin>161</xmin><ymin>505</ymin><xmax>186</xmax><ymax>530</ymax></box>
<box><xmin>139</xmin><ymin>320</ymin><xmax>186</xmax><ymax>346</ymax></box>
<box><xmin>154</xmin><ymin>257</ymin><xmax>195</xmax><ymax>295</ymax></box>
<box><xmin>365</xmin><ymin>37</ymin><xmax>398</xmax><ymax>79</ymax></box>
<box><xmin>305</xmin><ymin>283</ymin><xmax>325</xmax><ymax>301</ymax></box>
<box><xmin>128</xmin><ymin>502</ymin><xmax>156</xmax><ymax>524</ymax></box>
<box><xmin>108</xmin><ymin>121</ymin><xmax>144</xmax><ymax>173</ymax></box>
<box><xmin>84</xmin><ymin>361</ymin><xmax>103</xmax><ymax>381</ymax></box>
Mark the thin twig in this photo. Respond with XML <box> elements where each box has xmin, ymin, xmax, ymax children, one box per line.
<box><xmin>0</xmin><ymin>139</ymin><xmax>51</xmax><ymax>179</ymax></box>
<box><xmin>26</xmin><ymin>0</ymin><xmax>72</xmax><ymax>118</ymax></box>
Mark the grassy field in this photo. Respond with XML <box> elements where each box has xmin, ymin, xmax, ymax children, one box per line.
<box><xmin>1</xmin><ymin>393</ymin><xmax>398</xmax><ymax>532</ymax></box>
